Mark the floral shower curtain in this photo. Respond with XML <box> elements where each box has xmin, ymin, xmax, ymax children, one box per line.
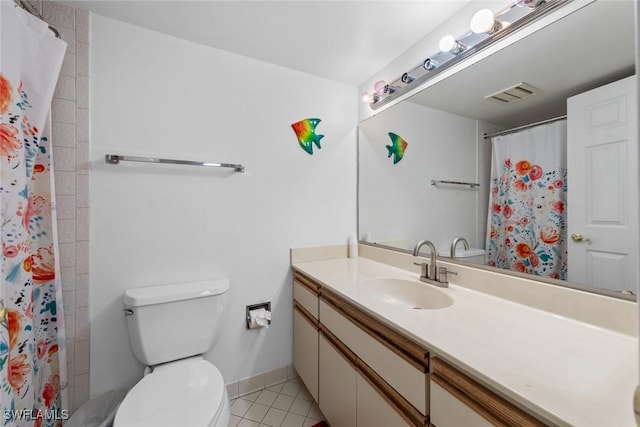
<box><xmin>485</xmin><ymin>120</ymin><xmax>567</xmax><ymax>279</ymax></box>
<box><xmin>1</xmin><ymin>3</ymin><xmax>68</xmax><ymax>426</ymax></box>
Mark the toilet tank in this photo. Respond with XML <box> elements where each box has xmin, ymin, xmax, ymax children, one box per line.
<box><xmin>123</xmin><ymin>278</ymin><xmax>230</xmax><ymax>366</ymax></box>
<box><xmin>438</xmin><ymin>248</ymin><xmax>486</xmax><ymax>265</ymax></box>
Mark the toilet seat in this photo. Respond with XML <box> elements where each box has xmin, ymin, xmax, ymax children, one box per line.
<box><xmin>114</xmin><ymin>358</ymin><xmax>228</xmax><ymax>427</ymax></box>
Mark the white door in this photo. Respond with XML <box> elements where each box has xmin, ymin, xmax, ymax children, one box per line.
<box><xmin>567</xmin><ymin>75</ymin><xmax>638</xmax><ymax>293</ymax></box>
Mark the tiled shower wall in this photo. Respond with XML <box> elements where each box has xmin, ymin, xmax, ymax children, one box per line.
<box><xmin>27</xmin><ymin>0</ymin><xmax>91</xmax><ymax>412</ymax></box>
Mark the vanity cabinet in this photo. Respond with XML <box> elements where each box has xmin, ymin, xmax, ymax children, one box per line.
<box><xmin>293</xmin><ymin>270</ymin><xmax>551</xmax><ymax>427</ymax></box>
<box><xmin>293</xmin><ymin>271</ymin><xmax>429</xmax><ymax>426</ymax></box>
<box><xmin>430</xmin><ymin>357</ymin><xmax>545</xmax><ymax>427</ymax></box>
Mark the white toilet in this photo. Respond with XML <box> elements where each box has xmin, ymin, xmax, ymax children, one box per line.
<box><xmin>114</xmin><ymin>278</ymin><xmax>231</xmax><ymax>427</ymax></box>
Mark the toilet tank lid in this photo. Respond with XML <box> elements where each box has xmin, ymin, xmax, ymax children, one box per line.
<box><xmin>123</xmin><ymin>278</ymin><xmax>230</xmax><ymax>307</ymax></box>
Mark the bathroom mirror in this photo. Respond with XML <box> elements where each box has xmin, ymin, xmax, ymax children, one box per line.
<box><xmin>358</xmin><ymin>0</ymin><xmax>637</xmax><ymax>298</ymax></box>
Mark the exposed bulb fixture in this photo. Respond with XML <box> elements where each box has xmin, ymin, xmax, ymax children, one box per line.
<box><xmin>423</xmin><ymin>58</ymin><xmax>439</xmax><ymax>70</ymax></box>
<box><xmin>470</xmin><ymin>9</ymin><xmax>504</xmax><ymax>34</ymax></box>
<box><xmin>439</xmin><ymin>35</ymin><xmax>465</xmax><ymax>54</ymax></box>
<box><xmin>383</xmin><ymin>84</ymin><xmax>397</xmax><ymax>94</ymax></box>
<box><xmin>363</xmin><ymin>0</ymin><xmax>559</xmax><ymax>108</ymax></box>
<box><xmin>515</xmin><ymin>0</ymin><xmax>544</xmax><ymax>8</ymax></box>
<box><xmin>401</xmin><ymin>73</ymin><xmax>415</xmax><ymax>84</ymax></box>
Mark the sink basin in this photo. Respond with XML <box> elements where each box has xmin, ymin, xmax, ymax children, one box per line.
<box><xmin>360</xmin><ymin>278</ymin><xmax>453</xmax><ymax>310</ymax></box>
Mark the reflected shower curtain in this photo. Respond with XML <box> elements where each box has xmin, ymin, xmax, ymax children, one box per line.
<box><xmin>485</xmin><ymin>120</ymin><xmax>567</xmax><ymax>279</ymax></box>
<box><xmin>1</xmin><ymin>3</ymin><xmax>68</xmax><ymax>426</ymax></box>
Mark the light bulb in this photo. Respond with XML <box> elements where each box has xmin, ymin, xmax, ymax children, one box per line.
<box><xmin>470</xmin><ymin>9</ymin><xmax>501</xmax><ymax>34</ymax></box>
<box><xmin>361</xmin><ymin>92</ymin><xmax>371</xmax><ymax>103</ymax></box>
<box><xmin>439</xmin><ymin>35</ymin><xmax>465</xmax><ymax>55</ymax></box>
<box><xmin>439</xmin><ymin>35</ymin><xmax>456</xmax><ymax>52</ymax></box>
<box><xmin>374</xmin><ymin>80</ymin><xmax>387</xmax><ymax>94</ymax></box>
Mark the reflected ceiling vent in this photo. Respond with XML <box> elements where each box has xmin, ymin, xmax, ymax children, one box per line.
<box><xmin>485</xmin><ymin>82</ymin><xmax>541</xmax><ymax>104</ymax></box>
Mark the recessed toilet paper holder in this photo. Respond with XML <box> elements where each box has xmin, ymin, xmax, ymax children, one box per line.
<box><xmin>246</xmin><ymin>302</ymin><xmax>271</xmax><ymax>329</ymax></box>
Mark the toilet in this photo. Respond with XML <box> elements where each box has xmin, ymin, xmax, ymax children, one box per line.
<box><xmin>114</xmin><ymin>278</ymin><xmax>231</xmax><ymax>427</ymax></box>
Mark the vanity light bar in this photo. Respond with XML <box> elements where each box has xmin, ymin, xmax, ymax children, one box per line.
<box><xmin>366</xmin><ymin>0</ymin><xmax>570</xmax><ymax>110</ymax></box>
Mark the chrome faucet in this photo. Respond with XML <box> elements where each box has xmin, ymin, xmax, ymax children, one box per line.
<box><xmin>413</xmin><ymin>240</ymin><xmax>438</xmax><ymax>282</ymax></box>
<box><xmin>450</xmin><ymin>237</ymin><xmax>469</xmax><ymax>259</ymax></box>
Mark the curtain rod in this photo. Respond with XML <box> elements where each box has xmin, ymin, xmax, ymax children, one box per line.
<box><xmin>14</xmin><ymin>0</ymin><xmax>61</xmax><ymax>39</ymax></box>
<box><xmin>483</xmin><ymin>114</ymin><xmax>567</xmax><ymax>140</ymax></box>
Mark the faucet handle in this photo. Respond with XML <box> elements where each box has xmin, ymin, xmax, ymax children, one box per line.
<box><xmin>413</xmin><ymin>262</ymin><xmax>429</xmax><ymax>279</ymax></box>
<box><xmin>438</xmin><ymin>267</ymin><xmax>457</xmax><ymax>284</ymax></box>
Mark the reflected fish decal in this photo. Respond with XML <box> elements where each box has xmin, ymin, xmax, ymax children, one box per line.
<box><xmin>291</xmin><ymin>118</ymin><xmax>324</xmax><ymax>155</ymax></box>
<box><xmin>386</xmin><ymin>132</ymin><xmax>408</xmax><ymax>164</ymax></box>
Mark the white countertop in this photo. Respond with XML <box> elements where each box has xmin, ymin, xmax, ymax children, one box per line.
<box><xmin>292</xmin><ymin>257</ymin><xmax>638</xmax><ymax>427</ymax></box>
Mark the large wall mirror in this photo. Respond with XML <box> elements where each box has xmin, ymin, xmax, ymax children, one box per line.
<box><xmin>358</xmin><ymin>0</ymin><xmax>637</xmax><ymax>299</ymax></box>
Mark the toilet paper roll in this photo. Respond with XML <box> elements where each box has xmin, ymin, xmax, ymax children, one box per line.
<box><xmin>248</xmin><ymin>308</ymin><xmax>271</xmax><ymax>329</ymax></box>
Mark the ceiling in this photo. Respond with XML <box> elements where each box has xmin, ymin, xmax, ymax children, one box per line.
<box><xmin>62</xmin><ymin>0</ymin><xmax>472</xmax><ymax>86</ymax></box>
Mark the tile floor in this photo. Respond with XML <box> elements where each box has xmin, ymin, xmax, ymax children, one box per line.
<box><xmin>229</xmin><ymin>377</ymin><xmax>325</xmax><ymax>427</ymax></box>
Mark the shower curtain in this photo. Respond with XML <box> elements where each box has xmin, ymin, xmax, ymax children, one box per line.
<box><xmin>1</xmin><ymin>2</ymin><xmax>68</xmax><ymax>426</ymax></box>
<box><xmin>485</xmin><ymin>120</ymin><xmax>567</xmax><ymax>279</ymax></box>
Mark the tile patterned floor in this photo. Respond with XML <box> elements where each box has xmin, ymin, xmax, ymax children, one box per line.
<box><xmin>228</xmin><ymin>377</ymin><xmax>325</xmax><ymax>427</ymax></box>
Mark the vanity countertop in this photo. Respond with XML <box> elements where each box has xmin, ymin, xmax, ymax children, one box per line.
<box><xmin>292</xmin><ymin>256</ymin><xmax>638</xmax><ymax>427</ymax></box>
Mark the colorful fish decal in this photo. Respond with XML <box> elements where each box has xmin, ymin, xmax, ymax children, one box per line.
<box><xmin>291</xmin><ymin>118</ymin><xmax>324</xmax><ymax>155</ymax></box>
<box><xmin>386</xmin><ymin>132</ymin><xmax>408</xmax><ymax>164</ymax></box>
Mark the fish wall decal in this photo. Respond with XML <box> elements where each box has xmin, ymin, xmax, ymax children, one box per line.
<box><xmin>386</xmin><ymin>132</ymin><xmax>408</xmax><ymax>164</ymax></box>
<box><xmin>291</xmin><ymin>118</ymin><xmax>324</xmax><ymax>155</ymax></box>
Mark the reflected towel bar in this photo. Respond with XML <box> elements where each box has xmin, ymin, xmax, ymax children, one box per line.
<box><xmin>430</xmin><ymin>179</ymin><xmax>479</xmax><ymax>189</ymax></box>
<box><xmin>105</xmin><ymin>154</ymin><xmax>244</xmax><ymax>172</ymax></box>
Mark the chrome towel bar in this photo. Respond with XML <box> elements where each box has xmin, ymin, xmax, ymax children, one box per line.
<box><xmin>430</xmin><ymin>179</ymin><xmax>479</xmax><ymax>189</ymax></box>
<box><xmin>105</xmin><ymin>154</ymin><xmax>244</xmax><ymax>172</ymax></box>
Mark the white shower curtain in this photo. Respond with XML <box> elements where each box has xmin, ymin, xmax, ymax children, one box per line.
<box><xmin>485</xmin><ymin>120</ymin><xmax>567</xmax><ymax>279</ymax></box>
<box><xmin>1</xmin><ymin>2</ymin><xmax>68</xmax><ymax>425</ymax></box>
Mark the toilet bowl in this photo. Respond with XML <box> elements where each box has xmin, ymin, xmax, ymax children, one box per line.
<box><xmin>114</xmin><ymin>358</ymin><xmax>229</xmax><ymax>427</ymax></box>
<box><xmin>114</xmin><ymin>279</ymin><xmax>231</xmax><ymax>427</ymax></box>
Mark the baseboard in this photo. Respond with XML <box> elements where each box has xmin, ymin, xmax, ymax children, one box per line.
<box><xmin>226</xmin><ymin>364</ymin><xmax>299</xmax><ymax>400</ymax></box>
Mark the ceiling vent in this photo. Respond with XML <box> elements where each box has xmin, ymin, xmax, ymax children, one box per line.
<box><xmin>485</xmin><ymin>82</ymin><xmax>542</xmax><ymax>104</ymax></box>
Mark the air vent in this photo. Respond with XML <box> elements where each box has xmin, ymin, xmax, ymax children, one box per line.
<box><xmin>485</xmin><ymin>82</ymin><xmax>541</xmax><ymax>104</ymax></box>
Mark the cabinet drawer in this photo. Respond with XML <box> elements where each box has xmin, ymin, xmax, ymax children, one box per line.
<box><xmin>430</xmin><ymin>381</ymin><xmax>492</xmax><ymax>427</ymax></box>
<box><xmin>293</xmin><ymin>274</ymin><xmax>320</xmax><ymax>319</ymax></box>
<box><xmin>431</xmin><ymin>357</ymin><xmax>545</xmax><ymax>427</ymax></box>
<box><xmin>320</xmin><ymin>299</ymin><xmax>428</xmax><ymax>415</ymax></box>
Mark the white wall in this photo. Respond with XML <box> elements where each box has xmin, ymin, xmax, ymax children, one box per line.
<box><xmin>359</xmin><ymin>101</ymin><xmax>489</xmax><ymax>253</ymax></box>
<box><xmin>89</xmin><ymin>15</ymin><xmax>357</xmax><ymax>395</ymax></box>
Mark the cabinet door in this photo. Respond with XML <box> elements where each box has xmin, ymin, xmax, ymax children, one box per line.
<box><xmin>319</xmin><ymin>333</ymin><xmax>357</xmax><ymax>427</ymax></box>
<box><xmin>430</xmin><ymin>381</ymin><xmax>492</xmax><ymax>427</ymax></box>
<box><xmin>293</xmin><ymin>307</ymin><xmax>318</xmax><ymax>401</ymax></box>
<box><xmin>357</xmin><ymin>372</ymin><xmax>410</xmax><ymax>427</ymax></box>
